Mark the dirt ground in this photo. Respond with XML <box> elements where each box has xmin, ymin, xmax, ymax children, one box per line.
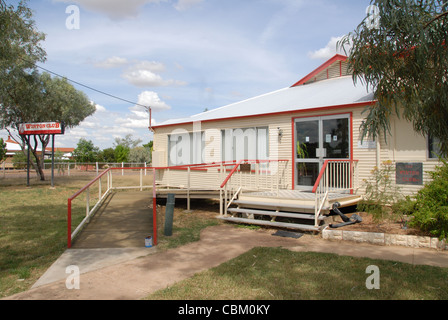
<box><xmin>331</xmin><ymin>211</ymin><xmax>429</xmax><ymax>236</ymax></box>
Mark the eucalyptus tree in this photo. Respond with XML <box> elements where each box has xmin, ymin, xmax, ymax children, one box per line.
<box><xmin>339</xmin><ymin>0</ymin><xmax>448</xmax><ymax>156</ymax></box>
<box><xmin>0</xmin><ymin>138</ymin><xmax>6</xmax><ymax>163</ymax></box>
<box><xmin>0</xmin><ymin>1</ymin><xmax>95</xmax><ymax>180</ymax></box>
<box><xmin>2</xmin><ymin>72</ymin><xmax>95</xmax><ymax>180</ymax></box>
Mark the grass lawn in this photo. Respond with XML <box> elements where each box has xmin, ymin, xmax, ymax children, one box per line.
<box><xmin>0</xmin><ymin>171</ymin><xmax>156</xmax><ymax>298</ymax></box>
<box><xmin>0</xmin><ymin>172</ymin><xmax>220</xmax><ymax>298</ymax></box>
<box><xmin>146</xmin><ymin>247</ymin><xmax>448</xmax><ymax>300</ymax></box>
<box><xmin>0</xmin><ymin>175</ymin><xmax>94</xmax><ymax>297</ymax></box>
<box><xmin>1</xmin><ymin>173</ymin><xmax>448</xmax><ymax>300</ymax></box>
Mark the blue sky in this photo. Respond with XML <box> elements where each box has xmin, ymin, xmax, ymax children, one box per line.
<box><xmin>2</xmin><ymin>0</ymin><xmax>372</xmax><ymax>149</ymax></box>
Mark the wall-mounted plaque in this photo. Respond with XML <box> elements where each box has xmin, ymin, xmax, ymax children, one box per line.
<box><xmin>396</xmin><ymin>163</ymin><xmax>423</xmax><ymax>185</ymax></box>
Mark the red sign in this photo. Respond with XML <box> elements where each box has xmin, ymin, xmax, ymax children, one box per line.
<box><xmin>19</xmin><ymin>122</ymin><xmax>65</xmax><ymax>135</ymax></box>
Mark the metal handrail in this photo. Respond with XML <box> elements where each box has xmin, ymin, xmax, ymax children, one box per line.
<box><xmin>220</xmin><ymin>160</ymin><xmax>244</xmax><ymax>189</ymax></box>
<box><xmin>67</xmin><ymin>166</ymin><xmax>154</xmax><ymax>248</ymax></box>
<box><xmin>218</xmin><ymin>159</ymin><xmax>289</xmax><ymax>215</ymax></box>
<box><xmin>312</xmin><ymin>159</ymin><xmax>359</xmax><ymax>227</ymax></box>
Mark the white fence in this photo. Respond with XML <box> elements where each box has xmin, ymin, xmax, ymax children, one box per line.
<box><xmin>1</xmin><ymin>162</ymin><xmax>151</xmax><ymax>178</ymax></box>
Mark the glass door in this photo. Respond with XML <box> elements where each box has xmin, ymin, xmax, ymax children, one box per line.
<box><xmin>295</xmin><ymin>118</ymin><xmax>321</xmax><ymax>190</ymax></box>
<box><xmin>295</xmin><ymin>114</ymin><xmax>350</xmax><ymax>190</ymax></box>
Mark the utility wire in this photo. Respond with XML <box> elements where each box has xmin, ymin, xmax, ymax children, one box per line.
<box><xmin>19</xmin><ymin>57</ymin><xmax>151</xmax><ymax>110</ymax></box>
<box><xmin>35</xmin><ymin>64</ymin><xmax>150</xmax><ymax>109</ymax></box>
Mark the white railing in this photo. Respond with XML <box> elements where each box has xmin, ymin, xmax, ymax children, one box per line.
<box><xmin>153</xmin><ymin>160</ymin><xmax>289</xmax><ymax>214</ymax></box>
<box><xmin>67</xmin><ymin>166</ymin><xmax>155</xmax><ymax>248</ymax></box>
<box><xmin>66</xmin><ymin>160</ymin><xmax>291</xmax><ymax>247</ymax></box>
<box><xmin>219</xmin><ymin>159</ymin><xmax>289</xmax><ymax>215</ymax></box>
<box><xmin>312</xmin><ymin>160</ymin><xmax>359</xmax><ymax>227</ymax></box>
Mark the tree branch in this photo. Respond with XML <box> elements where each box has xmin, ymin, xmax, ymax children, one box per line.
<box><xmin>424</xmin><ymin>10</ymin><xmax>448</xmax><ymax>28</ymax></box>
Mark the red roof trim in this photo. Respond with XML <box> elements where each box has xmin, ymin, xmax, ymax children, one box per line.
<box><xmin>290</xmin><ymin>54</ymin><xmax>348</xmax><ymax>87</ymax></box>
<box><xmin>152</xmin><ymin>101</ymin><xmax>376</xmax><ymax>130</ymax></box>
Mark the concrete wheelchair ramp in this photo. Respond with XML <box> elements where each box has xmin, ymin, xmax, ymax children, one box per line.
<box><xmin>71</xmin><ymin>191</ymin><xmax>153</xmax><ymax>248</ymax></box>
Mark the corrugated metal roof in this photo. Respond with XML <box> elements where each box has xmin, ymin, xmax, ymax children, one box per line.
<box><xmin>155</xmin><ymin>76</ymin><xmax>375</xmax><ymax>127</ymax></box>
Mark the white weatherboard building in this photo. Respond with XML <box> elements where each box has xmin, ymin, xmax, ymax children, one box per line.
<box><xmin>150</xmin><ymin>54</ymin><xmax>442</xmax><ymax>231</ymax></box>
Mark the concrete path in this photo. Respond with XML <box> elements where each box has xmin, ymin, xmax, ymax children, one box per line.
<box><xmin>4</xmin><ymin>225</ymin><xmax>448</xmax><ymax>300</ymax></box>
<box><xmin>71</xmin><ymin>191</ymin><xmax>153</xmax><ymax>248</ymax></box>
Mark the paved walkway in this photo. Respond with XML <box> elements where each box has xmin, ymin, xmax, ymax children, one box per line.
<box><xmin>4</xmin><ymin>225</ymin><xmax>448</xmax><ymax>300</ymax></box>
<box><xmin>72</xmin><ymin>191</ymin><xmax>153</xmax><ymax>248</ymax></box>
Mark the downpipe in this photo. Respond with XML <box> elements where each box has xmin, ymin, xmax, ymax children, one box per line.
<box><xmin>329</xmin><ymin>202</ymin><xmax>362</xmax><ymax>228</ymax></box>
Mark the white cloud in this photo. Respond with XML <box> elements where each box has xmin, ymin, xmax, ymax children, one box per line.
<box><xmin>54</xmin><ymin>96</ymin><xmax>158</xmax><ymax>149</ymax></box>
<box><xmin>174</xmin><ymin>0</ymin><xmax>204</xmax><ymax>11</ymax></box>
<box><xmin>112</xmin><ymin>91</ymin><xmax>169</xmax><ymax>130</ymax></box>
<box><xmin>94</xmin><ymin>56</ymin><xmax>129</xmax><ymax>69</ymax></box>
<box><xmin>55</xmin><ymin>0</ymin><xmax>203</xmax><ymax>19</ymax></box>
<box><xmin>122</xmin><ymin>62</ymin><xmax>187</xmax><ymax>87</ymax></box>
<box><xmin>150</xmin><ymin>118</ymin><xmax>157</xmax><ymax>126</ymax></box>
<box><xmin>54</xmin><ymin>0</ymin><xmax>163</xmax><ymax>20</ymax></box>
<box><xmin>101</xmin><ymin>126</ymin><xmax>138</xmax><ymax>140</ymax></box>
<box><xmin>308</xmin><ymin>36</ymin><xmax>352</xmax><ymax>60</ymax></box>
<box><xmin>115</xmin><ymin>117</ymin><xmax>149</xmax><ymax>129</ymax></box>
<box><xmin>92</xmin><ymin>57</ymin><xmax>186</xmax><ymax>87</ymax></box>
<box><xmin>92</xmin><ymin>102</ymin><xmax>107</xmax><ymax>112</ymax></box>
<box><xmin>136</xmin><ymin>91</ymin><xmax>171</xmax><ymax>112</ymax></box>
<box><xmin>131</xmin><ymin>61</ymin><xmax>166</xmax><ymax>73</ymax></box>
<box><xmin>66</xmin><ymin>127</ymin><xmax>89</xmax><ymax>138</ymax></box>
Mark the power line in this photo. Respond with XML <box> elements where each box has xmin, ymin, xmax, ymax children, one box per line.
<box><xmin>35</xmin><ymin>64</ymin><xmax>150</xmax><ymax>110</ymax></box>
<box><xmin>19</xmin><ymin>57</ymin><xmax>151</xmax><ymax>110</ymax></box>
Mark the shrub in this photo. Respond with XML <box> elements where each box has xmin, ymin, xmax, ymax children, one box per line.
<box><xmin>391</xmin><ymin>196</ymin><xmax>417</xmax><ymax>217</ymax></box>
<box><xmin>358</xmin><ymin>160</ymin><xmax>403</xmax><ymax>223</ymax></box>
<box><xmin>409</xmin><ymin>159</ymin><xmax>448</xmax><ymax>240</ymax></box>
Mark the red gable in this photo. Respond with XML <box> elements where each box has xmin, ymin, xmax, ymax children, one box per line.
<box><xmin>291</xmin><ymin>54</ymin><xmax>348</xmax><ymax>87</ymax></box>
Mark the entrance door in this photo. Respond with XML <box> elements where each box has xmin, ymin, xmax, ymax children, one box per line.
<box><xmin>294</xmin><ymin>114</ymin><xmax>350</xmax><ymax>190</ymax></box>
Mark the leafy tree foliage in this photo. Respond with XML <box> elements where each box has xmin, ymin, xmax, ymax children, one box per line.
<box><xmin>0</xmin><ymin>0</ymin><xmax>45</xmax><ymax>74</ymax></box>
<box><xmin>128</xmin><ymin>146</ymin><xmax>151</xmax><ymax>163</ymax></box>
<box><xmin>113</xmin><ymin>134</ymin><xmax>142</xmax><ymax>149</ymax></box>
<box><xmin>112</xmin><ymin>134</ymin><xmax>144</xmax><ymax>163</ymax></box>
<box><xmin>408</xmin><ymin>159</ymin><xmax>448</xmax><ymax>239</ymax></box>
<box><xmin>0</xmin><ymin>1</ymin><xmax>95</xmax><ymax>180</ymax></box>
<box><xmin>0</xmin><ymin>138</ymin><xmax>6</xmax><ymax>163</ymax></box>
<box><xmin>340</xmin><ymin>0</ymin><xmax>448</xmax><ymax>156</ymax></box>
<box><xmin>114</xmin><ymin>145</ymin><xmax>130</xmax><ymax>163</ymax></box>
<box><xmin>73</xmin><ymin>139</ymin><xmax>100</xmax><ymax>163</ymax></box>
<box><xmin>100</xmin><ymin>148</ymin><xmax>116</xmax><ymax>163</ymax></box>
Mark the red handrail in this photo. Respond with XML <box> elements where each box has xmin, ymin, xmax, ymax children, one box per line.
<box><xmin>67</xmin><ymin>162</ymin><xmax>240</xmax><ymax>247</ymax></box>
<box><xmin>220</xmin><ymin>160</ymin><xmax>243</xmax><ymax>189</ymax></box>
<box><xmin>67</xmin><ymin>166</ymin><xmax>153</xmax><ymax>248</ymax></box>
<box><xmin>312</xmin><ymin>161</ymin><xmax>329</xmax><ymax>193</ymax></box>
<box><xmin>69</xmin><ymin>168</ymin><xmax>111</xmax><ymax>201</ymax></box>
<box><xmin>67</xmin><ymin>160</ymin><xmax>289</xmax><ymax>247</ymax></box>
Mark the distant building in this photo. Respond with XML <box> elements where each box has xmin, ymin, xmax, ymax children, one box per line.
<box><xmin>1</xmin><ymin>136</ymin><xmax>74</xmax><ymax>169</ymax></box>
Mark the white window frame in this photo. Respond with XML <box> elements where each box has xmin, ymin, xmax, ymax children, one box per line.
<box><xmin>221</xmin><ymin>126</ymin><xmax>269</xmax><ymax>162</ymax></box>
<box><xmin>168</xmin><ymin>130</ymin><xmax>205</xmax><ymax>166</ymax></box>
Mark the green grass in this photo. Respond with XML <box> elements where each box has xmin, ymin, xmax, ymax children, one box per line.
<box><xmin>155</xmin><ymin>200</ymin><xmax>221</xmax><ymax>250</ymax></box>
<box><xmin>146</xmin><ymin>247</ymin><xmax>448</xmax><ymax>300</ymax></box>
<box><xmin>0</xmin><ymin>176</ymin><xmax>93</xmax><ymax>297</ymax></box>
<box><xmin>0</xmin><ymin>175</ymin><xmax>219</xmax><ymax>298</ymax></box>
<box><xmin>2</xmin><ymin>175</ymin><xmax>448</xmax><ymax>300</ymax></box>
